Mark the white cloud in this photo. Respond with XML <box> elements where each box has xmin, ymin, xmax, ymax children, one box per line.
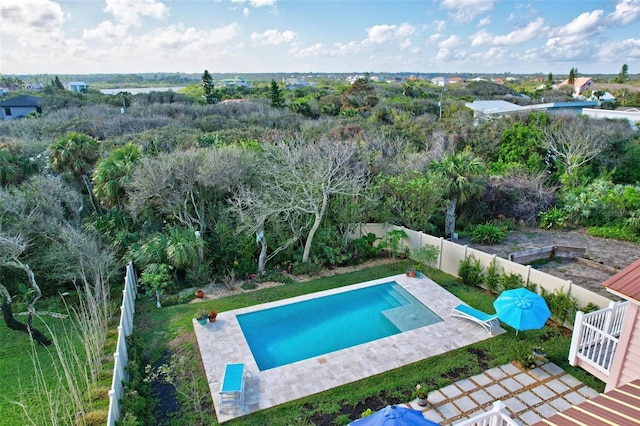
<box><xmin>598</xmin><ymin>38</ymin><xmax>640</xmax><ymax>61</ymax></box>
<box><xmin>439</xmin><ymin>0</ymin><xmax>495</xmax><ymax>23</ymax></box>
<box><xmin>471</xmin><ymin>18</ymin><xmax>546</xmax><ymax>46</ymax></box>
<box><xmin>291</xmin><ymin>43</ymin><xmax>324</xmax><ymax>57</ymax></box>
<box><xmin>478</xmin><ymin>16</ymin><xmax>491</xmax><ymax>27</ymax></box>
<box><xmin>243</xmin><ymin>7</ymin><xmax>249</xmax><ymax>17</ymax></box>
<box><xmin>105</xmin><ymin>0</ymin><xmax>170</xmax><ymax>27</ymax></box>
<box><xmin>429</xmin><ymin>33</ymin><xmax>441</xmax><ymax>43</ymax></box>
<box><xmin>399</xmin><ymin>39</ymin><xmax>412</xmax><ymax>50</ymax></box>
<box><xmin>438</xmin><ymin>35</ymin><xmax>461</xmax><ymax>49</ymax></box>
<box><xmin>547</xmin><ymin>10</ymin><xmax>604</xmax><ymax>48</ymax></box>
<box><xmin>0</xmin><ymin>0</ymin><xmax>66</xmax><ymax>35</ymax></box>
<box><xmin>232</xmin><ymin>0</ymin><xmax>276</xmax><ymax>7</ymax></box>
<box><xmin>435</xmin><ymin>35</ymin><xmax>465</xmax><ymax>61</ymax></box>
<box><xmin>607</xmin><ymin>0</ymin><xmax>640</xmax><ymax>25</ymax></box>
<box><xmin>83</xmin><ymin>21</ymin><xmax>127</xmax><ymax>42</ymax></box>
<box><xmin>365</xmin><ymin>23</ymin><xmax>416</xmax><ymax>44</ymax></box>
<box><xmin>433</xmin><ymin>20</ymin><xmax>446</xmax><ymax>32</ymax></box>
<box><xmin>329</xmin><ymin>41</ymin><xmax>361</xmax><ymax>56</ymax></box>
<box><xmin>140</xmin><ymin>23</ymin><xmax>241</xmax><ymax>51</ymax></box>
<box><xmin>250</xmin><ymin>29</ymin><xmax>297</xmax><ymax>45</ymax></box>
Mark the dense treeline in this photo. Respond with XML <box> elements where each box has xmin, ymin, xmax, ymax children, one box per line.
<box><xmin>1</xmin><ymin>79</ymin><xmax>639</xmax><ymax>301</ymax></box>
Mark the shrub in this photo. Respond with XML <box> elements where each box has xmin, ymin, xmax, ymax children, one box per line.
<box><xmin>588</xmin><ymin>225</ymin><xmax>639</xmax><ymax>243</ymax></box>
<box><xmin>510</xmin><ymin>341</ymin><xmax>536</xmax><ymax>370</ymax></box>
<box><xmin>293</xmin><ymin>261</ymin><xmax>323</xmax><ymax>276</ymax></box>
<box><xmin>350</xmin><ymin>233</ymin><xmax>381</xmax><ymax>261</ymax></box>
<box><xmin>484</xmin><ymin>258</ymin><xmax>501</xmax><ymax>293</ymax></box>
<box><xmin>458</xmin><ymin>255</ymin><xmax>484</xmax><ymax>286</ymax></box>
<box><xmin>470</xmin><ymin>223</ymin><xmax>507</xmax><ymax>244</ymax></box>
<box><xmin>538</xmin><ymin>207</ymin><xmax>567</xmax><ymax>229</ymax></box>
<box><xmin>241</xmin><ymin>280</ymin><xmax>258</xmax><ymax>290</ymax></box>
<box><xmin>411</xmin><ymin>245</ymin><xmax>440</xmax><ymax>271</ymax></box>
<box><xmin>499</xmin><ymin>272</ymin><xmax>524</xmax><ymax>291</ymax></box>
<box><xmin>541</xmin><ymin>287</ymin><xmax>579</xmax><ymax>326</ymax></box>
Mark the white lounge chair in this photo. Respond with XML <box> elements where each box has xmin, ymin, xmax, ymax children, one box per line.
<box><xmin>219</xmin><ymin>363</ymin><xmax>245</xmax><ymax>413</ymax></box>
<box><xmin>450</xmin><ymin>304</ymin><xmax>499</xmax><ymax>334</ymax></box>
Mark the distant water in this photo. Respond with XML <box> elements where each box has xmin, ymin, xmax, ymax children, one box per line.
<box><xmin>100</xmin><ymin>86</ymin><xmax>185</xmax><ymax>95</ymax></box>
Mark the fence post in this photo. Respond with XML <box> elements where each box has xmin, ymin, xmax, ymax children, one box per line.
<box><xmin>568</xmin><ymin>311</ymin><xmax>584</xmax><ymax>365</ymax></box>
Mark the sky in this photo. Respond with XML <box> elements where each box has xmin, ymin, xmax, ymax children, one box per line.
<box><xmin>1</xmin><ymin>0</ymin><xmax>639</xmax><ymax>76</ymax></box>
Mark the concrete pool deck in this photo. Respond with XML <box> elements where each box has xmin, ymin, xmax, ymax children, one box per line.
<box><xmin>193</xmin><ymin>273</ymin><xmax>504</xmax><ymax>423</ymax></box>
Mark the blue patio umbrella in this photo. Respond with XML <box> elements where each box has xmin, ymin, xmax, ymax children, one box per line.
<box><xmin>350</xmin><ymin>405</ymin><xmax>440</xmax><ymax>426</ymax></box>
<box><xmin>493</xmin><ymin>288</ymin><xmax>551</xmax><ymax>333</ymax></box>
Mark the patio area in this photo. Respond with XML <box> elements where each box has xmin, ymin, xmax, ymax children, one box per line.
<box><xmin>193</xmin><ymin>273</ymin><xmax>503</xmax><ymax>423</ymax></box>
<box><xmin>409</xmin><ymin>361</ymin><xmax>599</xmax><ymax>425</ymax></box>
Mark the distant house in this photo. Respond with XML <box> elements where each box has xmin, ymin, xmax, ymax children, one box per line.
<box><xmin>558</xmin><ymin>76</ymin><xmax>594</xmax><ymax>96</ymax></box>
<box><xmin>67</xmin><ymin>81</ymin><xmax>88</xmax><ymax>93</ymax></box>
<box><xmin>216</xmin><ymin>77</ymin><xmax>252</xmax><ymax>89</ymax></box>
<box><xmin>24</xmin><ymin>82</ymin><xmax>45</xmax><ymax>91</ymax></box>
<box><xmin>431</xmin><ymin>76</ymin><xmax>447</xmax><ymax>86</ymax></box>
<box><xmin>465</xmin><ymin>99</ymin><xmax>598</xmax><ymax>123</ymax></box>
<box><xmin>583</xmin><ymin>107</ymin><xmax>640</xmax><ymax>131</ymax></box>
<box><xmin>448</xmin><ymin>77</ymin><xmax>466</xmax><ymax>84</ymax></box>
<box><xmin>0</xmin><ymin>95</ymin><xmax>42</xmax><ymax>120</ymax></box>
<box><xmin>492</xmin><ymin>78</ymin><xmax>505</xmax><ymax>85</ymax></box>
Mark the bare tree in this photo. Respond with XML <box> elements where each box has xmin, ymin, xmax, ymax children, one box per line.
<box><xmin>540</xmin><ymin>115</ymin><xmax>633</xmax><ymax>178</ymax></box>
<box><xmin>0</xmin><ymin>234</ymin><xmax>51</xmax><ymax>345</ymax></box>
<box><xmin>127</xmin><ymin>147</ymin><xmax>255</xmax><ymax>240</ymax></box>
<box><xmin>231</xmin><ymin>137</ymin><xmax>370</xmax><ymax>269</ymax></box>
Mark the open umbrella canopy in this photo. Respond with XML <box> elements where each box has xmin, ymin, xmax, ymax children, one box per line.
<box><xmin>350</xmin><ymin>405</ymin><xmax>440</xmax><ymax>426</ymax></box>
<box><xmin>493</xmin><ymin>288</ymin><xmax>551</xmax><ymax>332</ymax></box>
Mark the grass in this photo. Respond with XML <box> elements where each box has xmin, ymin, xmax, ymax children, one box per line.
<box><xmin>131</xmin><ymin>261</ymin><xmax>605</xmax><ymax>425</ymax></box>
<box><xmin>0</xmin><ymin>303</ymin><xmax>119</xmax><ymax>426</ymax></box>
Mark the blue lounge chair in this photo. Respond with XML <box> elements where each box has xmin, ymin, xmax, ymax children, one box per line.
<box><xmin>219</xmin><ymin>363</ymin><xmax>245</xmax><ymax>413</ymax></box>
<box><xmin>450</xmin><ymin>304</ymin><xmax>499</xmax><ymax>334</ymax></box>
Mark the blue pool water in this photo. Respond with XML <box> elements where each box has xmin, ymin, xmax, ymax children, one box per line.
<box><xmin>237</xmin><ymin>282</ymin><xmax>442</xmax><ymax>371</ymax></box>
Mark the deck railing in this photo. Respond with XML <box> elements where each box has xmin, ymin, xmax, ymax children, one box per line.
<box><xmin>568</xmin><ymin>301</ymin><xmax>628</xmax><ymax>375</ymax></box>
<box><xmin>453</xmin><ymin>401</ymin><xmax>519</xmax><ymax>426</ymax></box>
<box><xmin>106</xmin><ymin>262</ymin><xmax>138</xmax><ymax>426</ymax></box>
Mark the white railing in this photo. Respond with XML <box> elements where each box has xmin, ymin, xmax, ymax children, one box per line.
<box><xmin>453</xmin><ymin>401</ymin><xmax>519</xmax><ymax>426</ymax></box>
<box><xmin>568</xmin><ymin>301</ymin><xmax>628</xmax><ymax>375</ymax></box>
<box><xmin>107</xmin><ymin>262</ymin><xmax>138</xmax><ymax>426</ymax></box>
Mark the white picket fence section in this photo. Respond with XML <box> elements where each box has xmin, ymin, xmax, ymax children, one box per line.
<box><xmin>107</xmin><ymin>262</ymin><xmax>138</xmax><ymax>426</ymax></box>
<box><xmin>453</xmin><ymin>401</ymin><xmax>519</xmax><ymax>426</ymax></box>
<box><xmin>349</xmin><ymin>224</ymin><xmax>613</xmax><ymax>314</ymax></box>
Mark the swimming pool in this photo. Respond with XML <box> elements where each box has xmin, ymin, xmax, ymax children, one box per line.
<box><xmin>237</xmin><ymin>281</ymin><xmax>442</xmax><ymax>370</ymax></box>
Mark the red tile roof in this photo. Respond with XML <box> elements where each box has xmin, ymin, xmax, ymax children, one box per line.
<box><xmin>534</xmin><ymin>378</ymin><xmax>640</xmax><ymax>425</ymax></box>
<box><xmin>604</xmin><ymin>258</ymin><xmax>640</xmax><ymax>303</ymax></box>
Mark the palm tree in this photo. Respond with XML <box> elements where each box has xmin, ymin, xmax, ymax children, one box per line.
<box><xmin>0</xmin><ymin>148</ymin><xmax>17</xmax><ymax>186</ymax></box>
<box><xmin>92</xmin><ymin>144</ymin><xmax>141</xmax><ymax>208</ymax></box>
<box><xmin>430</xmin><ymin>148</ymin><xmax>485</xmax><ymax>239</ymax></box>
<box><xmin>49</xmin><ymin>132</ymin><xmax>100</xmax><ymax>211</ymax></box>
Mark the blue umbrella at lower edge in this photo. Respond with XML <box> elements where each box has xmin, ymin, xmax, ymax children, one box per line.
<box><xmin>493</xmin><ymin>287</ymin><xmax>551</xmax><ymax>333</ymax></box>
<box><xmin>349</xmin><ymin>405</ymin><xmax>440</xmax><ymax>426</ymax></box>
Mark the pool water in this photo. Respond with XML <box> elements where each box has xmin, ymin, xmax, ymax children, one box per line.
<box><xmin>237</xmin><ymin>282</ymin><xmax>442</xmax><ymax>371</ymax></box>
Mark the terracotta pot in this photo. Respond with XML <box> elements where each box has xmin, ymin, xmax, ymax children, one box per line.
<box><xmin>195</xmin><ymin>289</ymin><xmax>204</xmax><ymax>298</ymax></box>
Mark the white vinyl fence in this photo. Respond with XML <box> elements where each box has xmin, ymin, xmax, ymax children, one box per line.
<box><xmin>107</xmin><ymin>262</ymin><xmax>138</xmax><ymax>426</ymax></box>
<box><xmin>349</xmin><ymin>224</ymin><xmax>613</xmax><ymax>313</ymax></box>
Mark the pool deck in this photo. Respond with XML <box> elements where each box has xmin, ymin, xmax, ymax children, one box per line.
<box><xmin>193</xmin><ymin>273</ymin><xmax>504</xmax><ymax>423</ymax></box>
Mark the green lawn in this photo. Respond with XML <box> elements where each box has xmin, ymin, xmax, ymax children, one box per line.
<box><xmin>131</xmin><ymin>261</ymin><xmax>605</xmax><ymax>426</ymax></box>
<box><xmin>0</xmin><ymin>313</ymin><xmax>115</xmax><ymax>426</ymax></box>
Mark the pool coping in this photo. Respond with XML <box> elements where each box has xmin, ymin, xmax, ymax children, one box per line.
<box><xmin>193</xmin><ymin>273</ymin><xmax>503</xmax><ymax>423</ymax></box>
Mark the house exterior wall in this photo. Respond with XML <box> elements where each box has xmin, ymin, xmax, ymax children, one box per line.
<box><xmin>1</xmin><ymin>105</ymin><xmax>39</xmax><ymax>120</ymax></box>
<box><xmin>607</xmin><ymin>302</ymin><xmax>640</xmax><ymax>391</ymax></box>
